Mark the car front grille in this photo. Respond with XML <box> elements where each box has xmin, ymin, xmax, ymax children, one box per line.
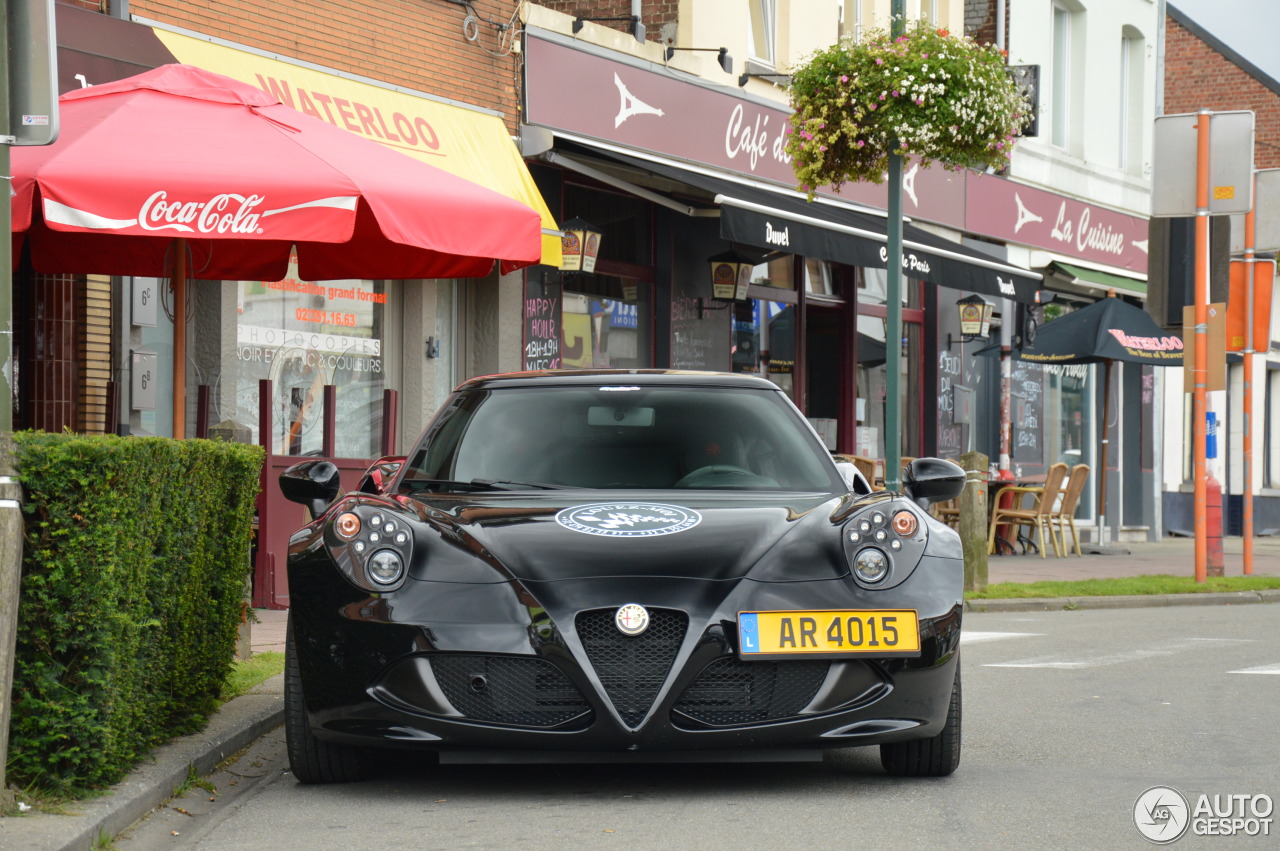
<box><xmin>672</xmin><ymin>657</ymin><xmax>829</xmax><ymax>727</ymax></box>
<box><xmin>430</xmin><ymin>655</ymin><xmax>591</xmax><ymax>729</ymax></box>
<box><xmin>575</xmin><ymin>608</ymin><xmax>688</xmax><ymax>728</ymax></box>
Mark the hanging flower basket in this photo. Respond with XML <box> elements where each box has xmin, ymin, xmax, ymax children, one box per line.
<box><xmin>785</xmin><ymin>21</ymin><xmax>1030</xmax><ymax>198</ymax></box>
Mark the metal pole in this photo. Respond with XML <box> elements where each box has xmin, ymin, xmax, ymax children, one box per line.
<box><xmin>884</xmin><ymin>0</ymin><xmax>905</xmax><ymax>491</ymax></box>
<box><xmin>1243</xmin><ymin>173</ymin><xmax>1256</xmax><ymax>575</ymax></box>
<box><xmin>0</xmin><ymin>2</ymin><xmax>22</xmax><ymax>807</ymax></box>
<box><xmin>1193</xmin><ymin>111</ymin><xmax>1210</xmax><ymax>583</ymax></box>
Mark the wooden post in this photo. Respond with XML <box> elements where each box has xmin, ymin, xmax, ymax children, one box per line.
<box><xmin>959</xmin><ymin>451</ymin><xmax>989</xmax><ymax>593</ymax></box>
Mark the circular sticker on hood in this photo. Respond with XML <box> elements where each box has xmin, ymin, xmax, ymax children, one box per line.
<box><xmin>555</xmin><ymin>502</ymin><xmax>702</xmax><ymax>538</ymax></box>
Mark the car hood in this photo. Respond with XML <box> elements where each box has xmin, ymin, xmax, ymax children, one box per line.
<box><xmin>404</xmin><ymin>491</ymin><xmax>864</xmax><ymax>584</ymax></box>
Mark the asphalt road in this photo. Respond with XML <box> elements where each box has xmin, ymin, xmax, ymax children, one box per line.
<box><xmin>116</xmin><ymin>605</ymin><xmax>1279</xmax><ymax>850</ymax></box>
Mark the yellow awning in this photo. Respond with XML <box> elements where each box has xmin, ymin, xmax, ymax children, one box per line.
<box><xmin>152</xmin><ymin>28</ymin><xmax>561</xmax><ymax>266</ymax></box>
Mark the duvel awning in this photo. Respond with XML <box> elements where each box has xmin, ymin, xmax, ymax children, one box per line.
<box><xmin>572</xmin><ymin>145</ymin><xmax>1042</xmax><ymax>303</ymax></box>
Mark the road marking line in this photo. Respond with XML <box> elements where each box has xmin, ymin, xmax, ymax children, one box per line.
<box><xmin>985</xmin><ymin>638</ymin><xmax>1253</xmax><ymax>669</ymax></box>
<box><xmin>1228</xmin><ymin>663</ymin><xmax>1280</xmax><ymax>675</ymax></box>
<box><xmin>960</xmin><ymin>631</ymin><xmax>1043</xmax><ymax>645</ymax></box>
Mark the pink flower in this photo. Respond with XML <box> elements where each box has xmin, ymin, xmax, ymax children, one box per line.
<box><xmin>856</xmin><ymin>140</ymin><xmax>865</xmax><ymax>148</ymax></box>
<box><xmin>869</xmin><ymin>103</ymin><xmax>877</xmax><ymax>110</ymax></box>
<box><xmin>875</xmin><ymin>58</ymin><xmax>884</xmax><ymax>65</ymax></box>
<box><xmin>892</xmin><ymin>90</ymin><xmax>900</xmax><ymax>98</ymax></box>
<box><xmin>841</xmin><ymin>75</ymin><xmax>849</xmax><ymax>83</ymax></box>
<box><xmin>915</xmin><ymin>98</ymin><xmax>924</xmax><ymax>106</ymax></box>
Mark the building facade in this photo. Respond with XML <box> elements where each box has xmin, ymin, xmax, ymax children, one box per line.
<box><xmin>519</xmin><ymin>0</ymin><xmax>1164</xmax><ymax>543</ymax></box>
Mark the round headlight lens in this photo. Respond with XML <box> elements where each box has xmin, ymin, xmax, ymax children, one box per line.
<box><xmin>892</xmin><ymin>510</ymin><xmax>918</xmax><ymax>537</ymax></box>
<box><xmin>853</xmin><ymin>547</ymin><xmax>890</xmax><ymax>583</ymax></box>
<box><xmin>367</xmin><ymin>549</ymin><xmax>404</xmax><ymax>586</ymax></box>
<box><xmin>335</xmin><ymin>512</ymin><xmax>361</xmax><ymax>539</ymax></box>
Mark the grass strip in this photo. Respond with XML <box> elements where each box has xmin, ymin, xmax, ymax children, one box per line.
<box><xmin>219</xmin><ymin>652</ymin><xmax>285</xmax><ymax>703</ymax></box>
<box><xmin>967</xmin><ymin>574</ymin><xmax>1280</xmax><ymax>599</ymax></box>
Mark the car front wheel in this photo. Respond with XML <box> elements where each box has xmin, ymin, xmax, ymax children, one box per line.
<box><xmin>285</xmin><ymin>615</ymin><xmax>367</xmax><ymax>783</ymax></box>
<box><xmin>880</xmin><ymin>662</ymin><xmax>961</xmax><ymax>777</ymax></box>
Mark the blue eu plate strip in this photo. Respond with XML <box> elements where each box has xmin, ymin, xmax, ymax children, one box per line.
<box><xmin>738</xmin><ymin>613</ymin><xmax>760</xmax><ymax>654</ymax></box>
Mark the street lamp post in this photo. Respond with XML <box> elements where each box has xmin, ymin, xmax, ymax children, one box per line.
<box><xmin>883</xmin><ymin>0</ymin><xmax>905</xmax><ymax>491</ymax></box>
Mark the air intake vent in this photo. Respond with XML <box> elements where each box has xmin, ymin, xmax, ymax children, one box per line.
<box><xmin>575</xmin><ymin>608</ymin><xmax>687</xmax><ymax>728</ymax></box>
<box><xmin>673</xmin><ymin>657</ymin><xmax>828</xmax><ymax>726</ymax></box>
<box><xmin>431</xmin><ymin>655</ymin><xmax>591</xmax><ymax>729</ymax></box>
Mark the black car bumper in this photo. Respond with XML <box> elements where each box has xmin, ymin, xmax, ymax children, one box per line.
<box><xmin>289</xmin><ymin>556</ymin><xmax>962</xmax><ymax>760</ymax></box>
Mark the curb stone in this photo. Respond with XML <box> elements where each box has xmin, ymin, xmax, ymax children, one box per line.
<box><xmin>965</xmin><ymin>589</ymin><xmax>1280</xmax><ymax>613</ymax></box>
<box><xmin>0</xmin><ymin>675</ymin><xmax>284</xmax><ymax>851</ymax></box>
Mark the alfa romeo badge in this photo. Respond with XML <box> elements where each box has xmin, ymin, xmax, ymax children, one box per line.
<box><xmin>615</xmin><ymin>603</ymin><xmax>650</xmax><ymax>636</ymax></box>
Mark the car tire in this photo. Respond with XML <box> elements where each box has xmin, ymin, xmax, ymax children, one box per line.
<box><xmin>285</xmin><ymin>615</ymin><xmax>367</xmax><ymax>783</ymax></box>
<box><xmin>880</xmin><ymin>662</ymin><xmax>961</xmax><ymax>777</ymax></box>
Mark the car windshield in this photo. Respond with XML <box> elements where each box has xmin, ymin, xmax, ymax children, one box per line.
<box><xmin>401</xmin><ymin>384</ymin><xmax>844</xmax><ymax>492</ymax></box>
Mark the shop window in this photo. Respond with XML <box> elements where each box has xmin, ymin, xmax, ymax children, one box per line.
<box><xmin>528</xmin><ymin>272</ymin><xmax>652</xmax><ymax>371</ymax></box>
<box><xmin>199</xmin><ymin>254</ymin><xmax>389</xmax><ymax>458</ymax></box>
<box><xmin>752</xmin><ymin>254</ymin><xmax>795</xmax><ymax>289</ymax></box>
<box><xmin>733</xmin><ymin>299</ymin><xmax>797</xmax><ymax>401</ymax></box>
<box><xmin>856</xmin><ymin>267</ymin><xmax>923</xmax><ymax>461</ymax></box>
<box><xmin>804</xmin><ymin>258</ymin><xmax>835</xmax><ymax>296</ymax></box>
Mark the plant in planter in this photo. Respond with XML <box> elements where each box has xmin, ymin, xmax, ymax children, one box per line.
<box><xmin>785</xmin><ymin>20</ymin><xmax>1031</xmax><ymax>198</ymax></box>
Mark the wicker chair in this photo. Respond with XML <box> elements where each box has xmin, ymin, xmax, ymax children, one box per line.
<box><xmin>933</xmin><ymin>497</ymin><xmax>959</xmax><ymax>528</ymax></box>
<box><xmin>1049</xmin><ymin>463</ymin><xmax>1091</xmax><ymax>557</ymax></box>
<box><xmin>987</xmin><ymin>462</ymin><xmax>1069</xmax><ymax>558</ymax></box>
<box><xmin>834</xmin><ymin>454</ymin><xmax>880</xmax><ymax>488</ymax></box>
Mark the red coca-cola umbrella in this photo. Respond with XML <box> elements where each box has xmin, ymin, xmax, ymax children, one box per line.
<box><xmin>11</xmin><ymin>64</ymin><xmax>541</xmax><ymax>280</ymax></box>
<box><xmin>10</xmin><ymin>64</ymin><xmax>542</xmax><ymax>433</ymax></box>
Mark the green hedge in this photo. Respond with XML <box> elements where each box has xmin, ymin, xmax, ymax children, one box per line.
<box><xmin>7</xmin><ymin>432</ymin><xmax>264</xmax><ymax>792</ymax></box>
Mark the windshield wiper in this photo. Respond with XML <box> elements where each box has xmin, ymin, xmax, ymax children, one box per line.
<box><xmin>470</xmin><ymin>478</ymin><xmax>570</xmax><ymax>491</ymax></box>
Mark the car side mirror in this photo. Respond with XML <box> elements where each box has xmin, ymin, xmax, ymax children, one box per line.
<box><xmin>902</xmin><ymin>457</ymin><xmax>965</xmax><ymax>509</ymax></box>
<box><xmin>834</xmin><ymin>460</ymin><xmax>873</xmax><ymax>496</ymax></box>
<box><xmin>280</xmin><ymin>460</ymin><xmax>342</xmax><ymax>519</ymax></box>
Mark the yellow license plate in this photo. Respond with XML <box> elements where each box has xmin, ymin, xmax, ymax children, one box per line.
<box><xmin>738</xmin><ymin>610</ymin><xmax>921</xmax><ymax>658</ymax></box>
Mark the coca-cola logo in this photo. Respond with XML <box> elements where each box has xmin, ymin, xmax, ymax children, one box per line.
<box><xmin>138</xmin><ymin>191</ymin><xmax>265</xmax><ymax>235</ymax></box>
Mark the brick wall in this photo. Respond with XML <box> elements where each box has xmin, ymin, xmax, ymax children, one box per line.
<box><xmin>965</xmin><ymin>0</ymin><xmax>999</xmax><ymax>48</ymax></box>
<box><xmin>1164</xmin><ymin>17</ymin><xmax>1280</xmax><ymax>169</ymax></box>
<box><xmin>540</xmin><ymin>1</ymin><xmax>679</xmax><ymax>44</ymax></box>
<box><xmin>129</xmin><ymin>0</ymin><xmax>523</xmax><ymax>130</ymax></box>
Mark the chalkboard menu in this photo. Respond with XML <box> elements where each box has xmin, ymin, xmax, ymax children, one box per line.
<box><xmin>935</xmin><ymin>347</ymin><xmax>964</xmax><ymax>460</ymax></box>
<box><xmin>1011</xmin><ymin>359</ymin><xmax>1045</xmax><ymax>468</ymax></box>
<box><xmin>670</xmin><ymin>295</ymin><xmax>717</xmax><ymax>369</ymax></box>
<box><xmin>524</xmin><ymin>282</ymin><xmax>562</xmax><ymax>370</ymax></box>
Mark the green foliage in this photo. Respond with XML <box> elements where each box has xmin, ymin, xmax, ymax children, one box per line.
<box><xmin>6</xmin><ymin>433</ymin><xmax>264</xmax><ymax>794</ymax></box>
<box><xmin>786</xmin><ymin>20</ymin><xmax>1030</xmax><ymax>197</ymax></box>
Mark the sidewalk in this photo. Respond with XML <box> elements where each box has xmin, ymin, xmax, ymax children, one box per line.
<box><xmin>4</xmin><ymin>536</ymin><xmax>1278</xmax><ymax>850</ymax></box>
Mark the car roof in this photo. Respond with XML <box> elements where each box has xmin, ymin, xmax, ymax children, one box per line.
<box><xmin>454</xmin><ymin>369</ymin><xmax>783</xmax><ymax>393</ymax></box>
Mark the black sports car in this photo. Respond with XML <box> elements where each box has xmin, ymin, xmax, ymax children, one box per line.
<box><xmin>279</xmin><ymin>370</ymin><xmax>966</xmax><ymax>783</ymax></box>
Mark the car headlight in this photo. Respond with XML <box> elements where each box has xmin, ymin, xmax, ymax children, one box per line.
<box><xmin>842</xmin><ymin>500</ymin><xmax>929</xmax><ymax>589</ymax></box>
<box><xmin>367</xmin><ymin>549</ymin><xmax>404</xmax><ymax>585</ymax></box>
<box><xmin>323</xmin><ymin>500</ymin><xmax>415</xmax><ymax>592</ymax></box>
<box><xmin>853</xmin><ymin>547</ymin><xmax>889</xmax><ymax>583</ymax></box>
